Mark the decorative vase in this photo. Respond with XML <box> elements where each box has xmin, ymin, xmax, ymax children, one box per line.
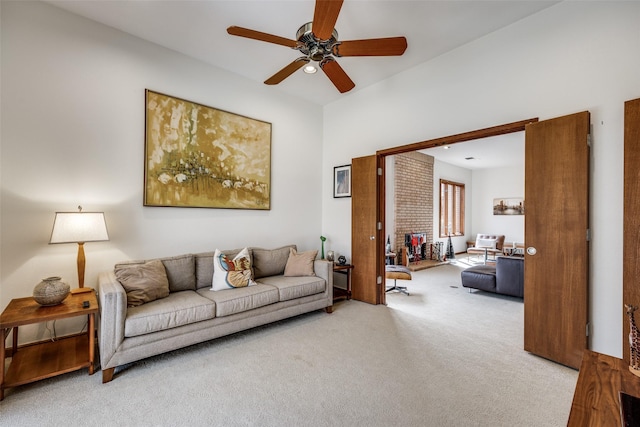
<box><xmin>320</xmin><ymin>236</ymin><xmax>327</xmax><ymax>259</ymax></box>
<box><xmin>33</xmin><ymin>276</ymin><xmax>70</xmax><ymax>306</ymax></box>
<box><xmin>326</xmin><ymin>251</ymin><xmax>335</xmax><ymax>262</ymax></box>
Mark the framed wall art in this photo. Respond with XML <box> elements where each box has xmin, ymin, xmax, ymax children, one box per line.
<box><xmin>334</xmin><ymin>164</ymin><xmax>352</xmax><ymax>198</ymax></box>
<box><xmin>493</xmin><ymin>197</ymin><xmax>524</xmax><ymax>215</ymax></box>
<box><xmin>144</xmin><ymin>89</ymin><xmax>272</xmax><ymax>209</ymax></box>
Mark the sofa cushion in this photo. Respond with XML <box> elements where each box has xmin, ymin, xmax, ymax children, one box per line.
<box><xmin>124</xmin><ymin>291</ymin><xmax>216</xmax><ymax>337</ymax></box>
<box><xmin>212</xmin><ymin>248</ymin><xmax>255</xmax><ymax>291</ymax></box>
<box><xmin>162</xmin><ymin>254</ymin><xmax>196</xmax><ymax>292</ymax></box>
<box><xmin>252</xmin><ymin>245</ymin><xmax>296</xmax><ymax>279</ymax></box>
<box><xmin>199</xmin><ymin>284</ymin><xmax>279</xmax><ymax>317</ymax></box>
<box><xmin>460</xmin><ymin>265</ymin><xmax>497</xmax><ymax>293</ymax></box>
<box><xmin>257</xmin><ymin>275</ymin><xmax>326</xmax><ymax>301</ymax></box>
<box><xmin>195</xmin><ymin>252</ymin><xmax>215</xmax><ymax>289</ymax></box>
<box><xmin>284</xmin><ymin>248</ymin><xmax>318</xmax><ymax>277</ymax></box>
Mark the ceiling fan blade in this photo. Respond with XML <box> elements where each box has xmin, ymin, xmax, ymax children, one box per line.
<box><xmin>332</xmin><ymin>37</ymin><xmax>408</xmax><ymax>57</ymax></box>
<box><xmin>312</xmin><ymin>0</ymin><xmax>344</xmax><ymax>41</ymax></box>
<box><xmin>227</xmin><ymin>26</ymin><xmax>297</xmax><ymax>48</ymax></box>
<box><xmin>264</xmin><ymin>58</ymin><xmax>310</xmax><ymax>85</ymax></box>
<box><xmin>320</xmin><ymin>58</ymin><xmax>355</xmax><ymax>93</ymax></box>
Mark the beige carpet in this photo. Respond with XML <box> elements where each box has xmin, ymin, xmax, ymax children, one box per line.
<box><xmin>0</xmin><ymin>262</ymin><xmax>578</xmax><ymax>426</ymax></box>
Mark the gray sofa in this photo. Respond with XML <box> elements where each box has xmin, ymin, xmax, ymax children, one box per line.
<box><xmin>460</xmin><ymin>256</ymin><xmax>524</xmax><ymax>298</ymax></box>
<box><xmin>97</xmin><ymin>245</ymin><xmax>333</xmax><ymax>383</ymax></box>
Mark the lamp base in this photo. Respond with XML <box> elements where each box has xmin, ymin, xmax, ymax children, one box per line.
<box><xmin>71</xmin><ymin>287</ymin><xmax>94</xmax><ymax>295</ymax></box>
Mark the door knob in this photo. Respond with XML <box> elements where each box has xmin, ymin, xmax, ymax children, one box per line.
<box><xmin>370</xmin><ymin>236</ymin><xmax>375</xmax><ymax>240</ymax></box>
<box><xmin>526</xmin><ymin>247</ymin><xmax>537</xmax><ymax>256</ymax></box>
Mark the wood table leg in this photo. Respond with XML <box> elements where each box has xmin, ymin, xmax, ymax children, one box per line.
<box><xmin>1</xmin><ymin>328</ymin><xmax>6</xmax><ymax>400</ymax></box>
<box><xmin>12</xmin><ymin>326</ymin><xmax>18</xmax><ymax>355</ymax></box>
<box><xmin>88</xmin><ymin>313</ymin><xmax>95</xmax><ymax>375</ymax></box>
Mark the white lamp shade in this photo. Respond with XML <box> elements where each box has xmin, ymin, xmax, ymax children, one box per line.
<box><xmin>50</xmin><ymin>212</ymin><xmax>109</xmax><ymax>244</ymax></box>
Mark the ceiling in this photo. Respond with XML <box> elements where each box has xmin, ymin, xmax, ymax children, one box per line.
<box><xmin>46</xmin><ymin>0</ymin><xmax>558</xmax><ymax>106</ymax></box>
<box><xmin>420</xmin><ymin>132</ymin><xmax>524</xmax><ymax>170</ymax></box>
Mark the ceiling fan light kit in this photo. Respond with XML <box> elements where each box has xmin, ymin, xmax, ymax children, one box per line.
<box><xmin>227</xmin><ymin>0</ymin><xmax>407</xmax><ymax>94</ymax></box>
<box><xmin>303</xmin><ymin>64</ymin><xmax>318</xmax><ymax>74</ymax></box>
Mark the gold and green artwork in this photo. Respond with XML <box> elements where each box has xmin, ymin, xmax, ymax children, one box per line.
<box><xmin>144</xmin><ymin>90</ymin><xmax>271</xmax><ymax>209</ymax></box>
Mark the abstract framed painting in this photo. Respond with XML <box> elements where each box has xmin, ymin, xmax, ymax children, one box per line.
<box><xmin>334</xmin><ymin>164</ymin><xmax>352</xmax><ymax>198</ymax></box>
<box><xmin>144</xmin><ymin>90</ymin><xmax>271</xmax><ymax>209</ymax></box>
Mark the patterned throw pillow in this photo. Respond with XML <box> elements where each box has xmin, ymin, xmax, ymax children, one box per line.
<box><xmin>211</xmin><ymin>247</ymin><xmax>255</xmax><ymax>291</ymax></box>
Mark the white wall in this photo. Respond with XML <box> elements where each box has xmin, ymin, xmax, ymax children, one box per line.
<box><xmin>471</xmin><ymin>166</ymin><xmax>525</xmax><ymax>244</ymax></box>
<box><xmin>0</xmin><ymin>1</ymin><xmax>324</xmax><ymax>343</ymax></box>
<box><xmin>322</xmin><ymin>1</ymin><xmax>640</xmax><ymax>357</ymax></box>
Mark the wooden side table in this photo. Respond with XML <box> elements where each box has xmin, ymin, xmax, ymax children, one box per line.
<box><xmin>568</xmin><ymin>349</ymin><xmax>640</xmax><ymax>426</ymax></box>
<box><xmin>0</xmin><ymin>291</ymin><xmax>98</xmax><ymax>400</ymax></box>
<box><xmin>333</xmin><ymin>263</ymin><xmax>354</xmax><ymax>301</ymax></box>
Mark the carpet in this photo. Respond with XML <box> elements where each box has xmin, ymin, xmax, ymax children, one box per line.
<box><xmin>0</xmin><ymin>263</ymin><xmax>578</xmax><ymax>426</ymax></box>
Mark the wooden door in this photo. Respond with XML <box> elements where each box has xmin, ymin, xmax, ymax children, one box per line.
<box><xmin>524</xmin><ymin>111</ymin><xmax>590</xmax><ymax>369</ymax></box>
<box><xmin>623</xmin><ymin>98</ymin><xmax>640</xmax><ymax>363</ymax></box>
<box><xmin>351</xmin><ymin>155</ymin><xmax>380</xmax><ymax>304</ymax></box>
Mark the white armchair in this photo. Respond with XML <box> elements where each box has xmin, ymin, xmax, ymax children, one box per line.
<box><xmin>466</xmin><ymin>234</ymin><xmax>505</xmax><ymax>263</ymax></box>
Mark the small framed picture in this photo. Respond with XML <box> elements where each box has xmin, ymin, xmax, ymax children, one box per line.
<box><xmin>334</xmin><ymin>164</ymin><xmax>352</xmax><ymax>198</ymax></box>
<box><xmin>493</xmin><ymin>197</ymin><xmax>524</xmax><ymax>215</ymax></box>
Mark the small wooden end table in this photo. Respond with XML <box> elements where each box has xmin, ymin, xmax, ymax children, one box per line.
<box><xmin>333</xmin><ymin>263</ymin><xmax>354</xmax><ymax>301</ymax></box>
<box><xmin>568</xmin><ymin>349</ymin><xmax>640</xmax><ymax>426</ymax></box>
<box><xmin>0</xmin><ymin>291</ymin><xmax>98</xmax><ymax>400</ymax></box>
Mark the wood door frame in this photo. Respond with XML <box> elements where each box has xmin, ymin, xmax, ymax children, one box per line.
<box><xmin>375</xmin><ymin>118</ymin><xmax>539</xmax><ymax>304</ymax></box>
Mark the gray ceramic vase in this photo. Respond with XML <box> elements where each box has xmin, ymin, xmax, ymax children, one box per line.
<box><xmin>33</xmin><ymin>276</ymin><xmax>70</xmax><ymax>306</ymax></box>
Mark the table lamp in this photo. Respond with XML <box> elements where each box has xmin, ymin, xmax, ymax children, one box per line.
<box><xmin>49</xmin><ymin>206</ymin><xmax>109</xmax><ymax>294</ymax></box>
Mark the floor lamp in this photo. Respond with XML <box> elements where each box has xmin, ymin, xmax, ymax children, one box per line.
<box><xmin>49</xmin><ymin>206</ymin><xmax>109</xmax><ymax>294</ymax></box>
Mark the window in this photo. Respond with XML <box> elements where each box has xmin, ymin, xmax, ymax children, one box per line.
<box><xmin>439</xmin><ymin>179</ymin><xmax>465</xmax><ymax>237</ymax></box>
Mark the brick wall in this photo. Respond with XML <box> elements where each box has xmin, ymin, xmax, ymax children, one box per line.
<box><xmin>393</xmin><ymin>152</ymin><xmax>434</xmax><ymax>255</ymax></box>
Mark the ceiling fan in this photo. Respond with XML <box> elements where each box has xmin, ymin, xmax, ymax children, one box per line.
<box><xmin>227</xmin><ymin>0</ymin><xmax>407</xmax><ymax>93</ymax></box>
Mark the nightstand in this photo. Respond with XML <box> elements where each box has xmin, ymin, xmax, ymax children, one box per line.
<box><xmin>0</xmin><ymin>291</ymin><xmax>98</xmax><ymax>400</ymax></box>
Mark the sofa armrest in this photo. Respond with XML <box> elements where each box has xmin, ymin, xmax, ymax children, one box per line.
<box><xmin>97</xmin><ymin>271</ymin><xmax>128</xmax><ymax>369</ymax></box>
<box><xmin>314</xmin><ymin>259</ymin><xmax>333</xmax><ymax>301</ymax></box>
<box><xmin>495</xmin><ymin>256</ymin><xmax>524</xmax><ymax>298</ymax></box>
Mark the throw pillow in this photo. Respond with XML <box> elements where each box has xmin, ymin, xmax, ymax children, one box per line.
<box><xmin>252</xmin><ymin>245</ymin><xmax>296</xmax><ymax>279</ymax></box>
<box><xmin>115</xmin><ymin>259</ymin><xmax>170</xmax><ymax>307</ymax></box>
<box><xmin>476</xmin><ymin>238</ymin><xmax>497</xmax><ymax>249</ymax></box>
<box><xmin>284</xmin><ymin>248</ymin><xmax>318</xmax><ymax>277</ymax></box>
<box><xmin>211</xmin><ymin>247</ymin><xmax>255</xmax><ymax>291</ymax></box>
